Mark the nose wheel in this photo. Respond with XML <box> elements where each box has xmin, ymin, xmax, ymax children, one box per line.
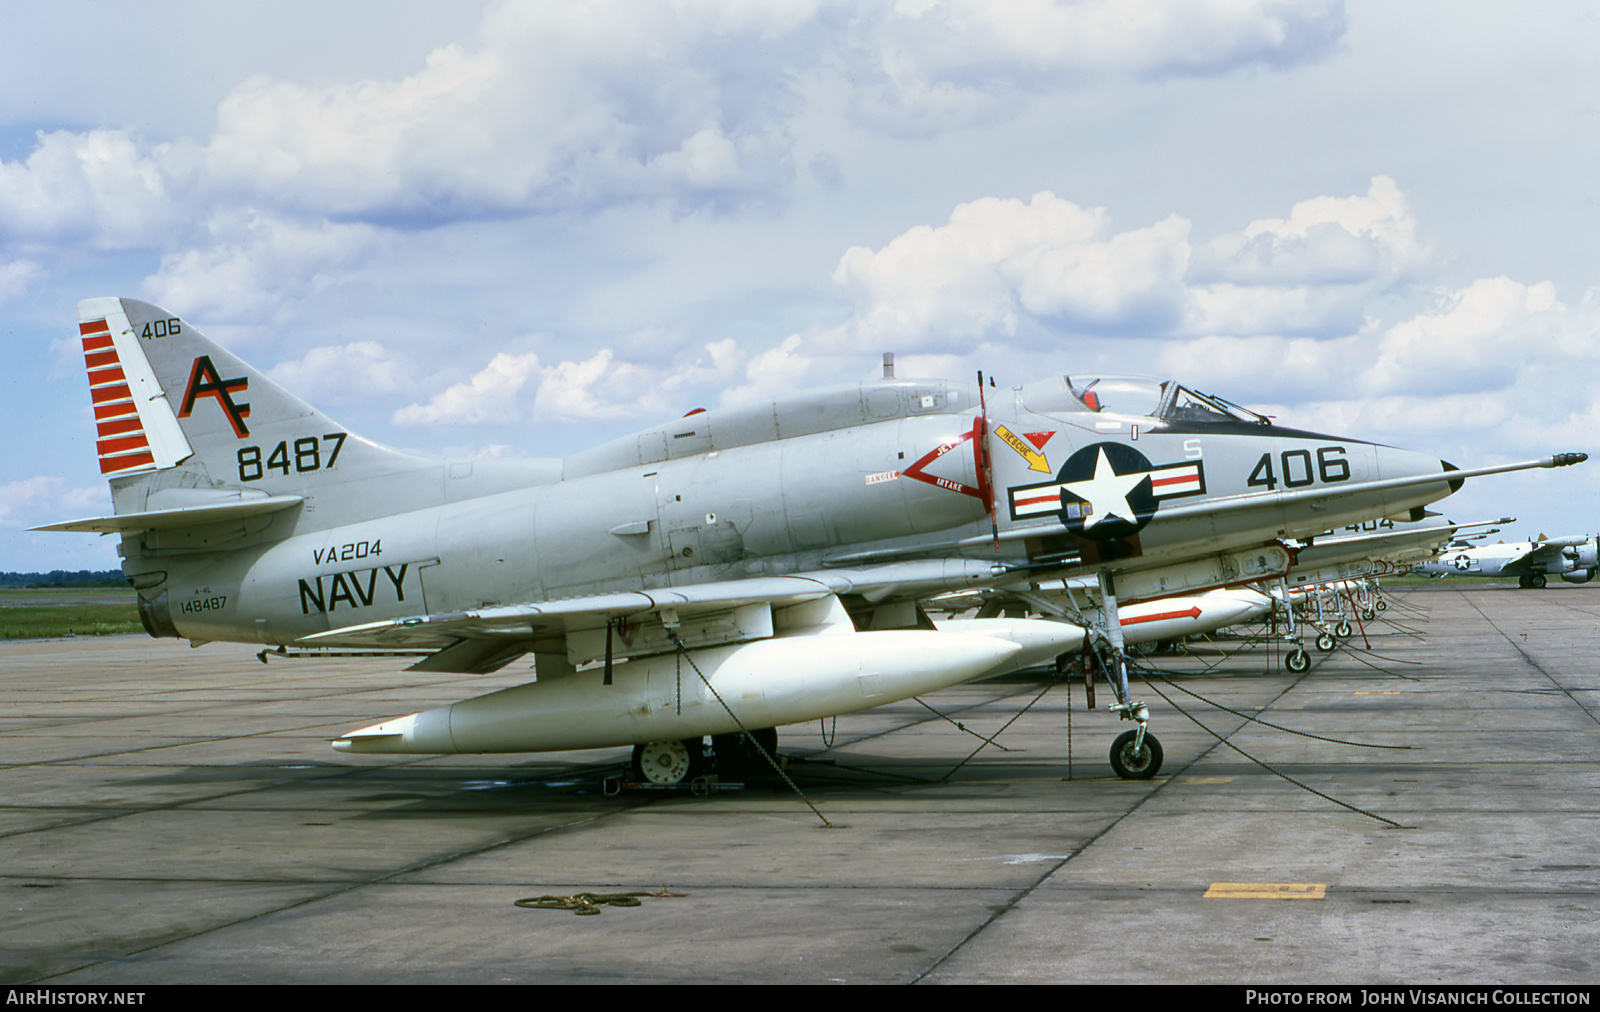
<box><xmin>1109</xmin><ymin>728</ymin><xmax>1163</xmax><ymax>779</ymax></box>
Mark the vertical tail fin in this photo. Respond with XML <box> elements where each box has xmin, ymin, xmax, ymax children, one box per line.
<box><xmin>58</xmin><ymin>298</ymin><xmax>557</xmax><ymax>541</ymax></box>
<box><xmin>75</xmin><ymin>297</ymin><xmax>423</xmax><ymax>497</ymax></box>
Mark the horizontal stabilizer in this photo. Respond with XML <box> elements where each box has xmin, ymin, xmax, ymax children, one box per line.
<box><xmin>31</xmin><ymin>494</ymin><xmax>304</xmax><ymax>534</ymax></box>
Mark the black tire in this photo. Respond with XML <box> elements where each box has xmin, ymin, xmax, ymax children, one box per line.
<box><xmin>1286</xmin><ymin>649</ymin><xmax>1311</xmax><ymax>673</ymax></box>
<box><xmin>1315</xmin><ymin>632</ymin><xmax>1336</xmax><ymax>652</ymax></box>
<box><xmin>1109</xmin><ymin>729</ymin><xmax>1163</xmax><ymax>779</ymax></box>
<box><xmin>712</xmin><ymin>727</ymin><xmax>778</xmax><ymax>781</ymax></box>
<box><xmin>1334</xmin><ymin>620</ymin><xmax>1352</xmax><ymax>638</ymax></box>
<box><xmin>630</xmin><ymin>737</ymin><xmax>705</xmax><ymax>785</ymax></box>
<box><xmin>1531</xmin><ymin>574</ymin><xmax>1547</xmax><ymax>589</ymax></box>
<box><xmin>1361</xmin><ymin>608</ymin><xmax>1376</xmax><ymax>622</ymax></box>
<box><xmin>1376</xmin><ymin>600</ymin><xmax>1387</xmax><ymax>612</ymax></box>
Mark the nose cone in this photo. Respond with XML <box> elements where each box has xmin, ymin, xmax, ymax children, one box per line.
<box><xmin>1373</xmin><ymin>445</ymin><xmax>1465</xmax><ymax>513</ymax></box>
<box><xmin>332</xmin><ymin>706</ymin><xmax>455</xmax><ymax>754</ymax></box>
<box><xmin>1439</xmin><ymin>460</ymin><xmax>1463</xmax><ymax>494</ymax></box>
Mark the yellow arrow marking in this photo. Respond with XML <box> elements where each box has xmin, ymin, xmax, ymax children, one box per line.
<box><xmin>994</xmin><ymin>424</ymin><xmax>1050</xmax><ymax>473</ymax></box>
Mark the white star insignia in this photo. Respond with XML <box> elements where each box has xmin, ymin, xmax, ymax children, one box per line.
<box><xmin>1063</xmin><ymin>448</ymin><xmax>1145</xmax><ymax>530</ymax></box>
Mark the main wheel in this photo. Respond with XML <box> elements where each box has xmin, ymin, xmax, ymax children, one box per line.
<box><xmin>1109</xmin><ymin>730</ymin><xmax>1163</xmax><ymax>779</ymax></box>
<box><xmin>1361</xmin><ymin>607</ymin><xmax>1376</xmax><ymax>622</ymax></box>
<box><xmin>1376</xmin><ymin>599</ymin><xmax>1387</xmax><ymax>612</ymax></box>
<box><xmin>711</xmin><ymin>727</ymin><xmax>779</xmax><ymax>781</ymax></box>
<box><xmin>1285</xmin><ymin>649</ymin><xmax>1311</xmax><ymax>673</ymax></box>
<box><xmin>1315</xmin><ymin>631</ymin><xmax>1336</xmax><ymax>651</ymax></box>
<box><xmin>1334</xmin><ymin>619</ymin><xmax>1353</xmax><ymax>638</ymax></box>
<box><xmin>630</xmin><ymin>738</ymin><xmax>705</xmax><ymax>785</ymax></box>
<box><xmin>1530</xmin><ymin>574</ymin><xmax>1547</xmax><ymax>589</ymax></box>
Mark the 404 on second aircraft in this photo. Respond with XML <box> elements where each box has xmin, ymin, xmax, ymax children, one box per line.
<box><xmin>39</xmin><ymin>299</ymin><xmax>1587</xmax><ymax>783</ymax></box>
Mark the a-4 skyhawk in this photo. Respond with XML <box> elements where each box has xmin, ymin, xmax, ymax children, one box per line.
<box><xmin>39</xmin><ymin>300</ymin><xmax>1587</xmax><ymax>784</ymax></box>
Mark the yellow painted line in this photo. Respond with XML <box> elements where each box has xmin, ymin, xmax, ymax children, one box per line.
<box><xmin>1186</xmin><ymin>777</ymin><xmax>1234</xmax><ymax>784</ymax></box>
<box><xmin>1204</xmin><ymin>882</ymin><xmax>1326</xmax><ymax>900</ymax></box>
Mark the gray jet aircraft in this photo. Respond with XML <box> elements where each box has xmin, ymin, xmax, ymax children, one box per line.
<box><xmin>39</xmin><ymin>299</ymin><xmax>1587</xmax><ymax>783</ymax></box>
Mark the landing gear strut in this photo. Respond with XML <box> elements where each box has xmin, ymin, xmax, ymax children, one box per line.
<box><xmin>1096</xmin><ymin>572</ymin><xmax>1164</xmax><ymax>780</ymax></box>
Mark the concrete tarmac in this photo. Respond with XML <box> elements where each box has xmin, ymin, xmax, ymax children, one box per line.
<box><xmin>1</xmin><ymin>584</ymin><xmax>1596</xmax><ymax>985</ymax></box>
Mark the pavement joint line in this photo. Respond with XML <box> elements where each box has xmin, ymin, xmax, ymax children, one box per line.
<box><xmin>27</xmin><ymin>801</ymin><xmax>651</xmax><ymax>984</ymax></box>
<box><xmin>0</xmin><ymin>754</ymin><xmax>626</xmax><ymax>842</ymax></box>
<box><xmin>909</xmin><ymin>667</ymin><xmax>1278</xmax><ymax>983</ymax></box>
<box><xmin>1460</xmin><ymin>592</ymin><xmax>1600</xmax><ymax>727</ymax></box>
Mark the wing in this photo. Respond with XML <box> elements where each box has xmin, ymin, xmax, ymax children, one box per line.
<box><xmin>1498</xmin><ymin>540</ymin><xmax>1578</xmax><ymax>576</ymax></box>
<box><xmin>296</xmin><ymin>559</ymin><xmax>1007</xmax><ymax>673</ymax></box>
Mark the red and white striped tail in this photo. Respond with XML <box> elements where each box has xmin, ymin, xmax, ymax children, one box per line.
<box><xmin>77</xmin><ymin>298</ymin><xmax>192</xmax><ymax>475</ymax></box>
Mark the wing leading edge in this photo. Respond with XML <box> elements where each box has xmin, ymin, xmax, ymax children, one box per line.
<box><xmin>298</xmin><ymin>559</ymin><xmax>1010</xmax><ymax>673</ymax></box>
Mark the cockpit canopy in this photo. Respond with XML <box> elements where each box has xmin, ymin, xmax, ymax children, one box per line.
<box><xmin>1020</xmin><ymin>374</ymin><xmax>1271</xmax><ymax>426</ymax></box>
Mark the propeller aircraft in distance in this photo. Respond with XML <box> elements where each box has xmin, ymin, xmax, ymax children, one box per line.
<box><xmin>1412</xmin><ymin>533</ymin><xmax>1600</xmax><ymax>588</ymax></box>
<box><xmin>39</xmin><ymin>299</ymin><xmax>1588</xmax><ymax>784</ymax></box>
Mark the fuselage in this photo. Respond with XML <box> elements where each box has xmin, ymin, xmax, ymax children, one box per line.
<box><xmin>126</xmin><ymin>375</ymin><xmax>1459</xmax><ymax>647</ymax></box>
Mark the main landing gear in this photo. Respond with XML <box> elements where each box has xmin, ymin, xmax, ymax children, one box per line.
<box><xmin>625</xmin><ymin>728</ymin><xmax>782</xmax><ymax>789</ymax></box>
<box><xmin>1517</xmin><ymin>574</ymin><xmax>1548</xmax><ymax>589</ymax></box>
<box><xmin>630</xmin><ymin>737</ymin><xmax>705</xmax><ymax>785</ymax></box>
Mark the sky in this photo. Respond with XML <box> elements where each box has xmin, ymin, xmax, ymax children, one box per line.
<box><xmin>4</xmin><ymin>0</ymin><xmax>1599</xmax><ymax>571</ymax></box>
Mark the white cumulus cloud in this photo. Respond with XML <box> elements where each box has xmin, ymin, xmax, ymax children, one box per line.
<box><xmin>0</xmin><ymin>476</ymin><xmax>108</xmax><ymax>528</ymax></box>
<box><xmin>141</xmin><ymin>212</ymin><xmax>385</xmax><ymax>324</ymax></box>
<box><xmin>844</xmin><ymin>0</ymin><xmax>1348</xmax><ymax>135</ymax></box>
<box><xmin>0</xmin><ymin>130</ymin><xmax>175</xmax><ymax>248</ymax></box>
